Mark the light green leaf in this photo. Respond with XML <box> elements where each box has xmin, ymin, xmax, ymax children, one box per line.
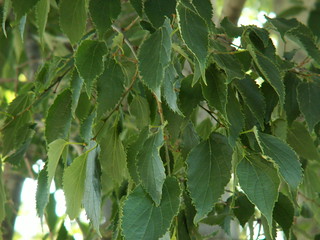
<box><xmin>35</xmin><ymin>0</ymin><xmax>50</xmax><ymax>47</ymax></box>
<box><xmin>162</xmin><ymin>64</ymin><xmax>182</xmax><ymax>115</ymax></box>
<box><xmin>97</xmin><ymin>59</ymin><xmax>125</xmax><ymax>118</ymax></box>
<box><xmin>63</xmin><ymin>152</ymin><xmax>88</xmax><ymax>219</ymax></box>
<box><xmin>45</xmin><ymin>89</ymin><xmax>72</xmax><ymax>144</ymax></box>
<box><xmin>297</xmin><ymin>82</ymin><xmax>320</xmax><ymax>132</ymax></box>
<box><xmin>0</xmin><ymin>162</ymin><xmax>6</xmax><ymax>223</ymax></box>
<box><xmin>247</xmin><ymin>44</ymin><xmax>285</xmax><ymax>105</ymax></box>
<box><xmin>177</xmin><ymin>2</ymin><xmax>208</xmax><ymax>83</ymax></box>
<box><xmin>129</xmin><ymin>95</ymin><xmax>150</xmax><ymax>129</ymax></box>
<box><xmin>137</xmin><ymin>128</ymin><xmax>165</xmax><ymax>205</ymax></box>
<box><xmin>122</xmin><ymin>177</ymin><xmax>181</xmax><ymax>240</ymax></box>
<box><xmin>237</xmin><ymin>154</ymin><xmax>280</xmax><ymax>233</ymax></box>
<box><xmin>12</xmin><ymin>0</ymin><xmax>40</xmax><ymax>19</ymax></box>
<box><xmin>187</xmin><ymin>133</ymin><xmax>233</xmax><ymax>223</ymax></box>
<box><xmin>59</xmin><ymin>0</ymin><xmax>87</xmax><ymax>43</ymax></box>
<box><xmin>100</xmin><ymin>126</ymin><xmax>127</xmax><ymax>186</ymax></box>
<box><xmin>202</xmin><ymin>65</ymin><xmax>227</xmax><ymax>116</ymax></box>
<box><xmin>89</xmin><ymin>0</ymin><xmax>121</xmax><ymax>36</ymax></box>
<box><xmin>75</xmin><ymin>40</ymin><xmax>107</xmax><ymax>95</ymax></box>
<box><xmin>287</xmin><ymin>121</ymin><xmax>320</xmax><ymax>161</ymax></box>
<box><xmin>138</xmin><ymin>18</ymin><xmax>172</xmax><ymax>99</ymax></box>
<box><xmin>36</xmin><ymin>167</ymin><xmax>49</xmax><ymax>218</ymax></box>
<box><xmin>254</xmin><ymin>127</ymin><xmax>303</xmax><ymax>192</ymax></box>
<box><xmin>83</xmin><ymin>143</ymin><xmax>101</xmax><ymax>235</ymax></box>
<box><xmin>235</xmin><ymin>76</ymin><xmax>265</xmax><ymax>128</ymax></box>
<box><xmin>144</xmin><ymin>0</ymin><xmax>176</xmax><ymax>28</ymax></box>
<box><xmin>47</xmin><ymin>139</ymin><xmax>69</xmax><ymax>188</ymax></box>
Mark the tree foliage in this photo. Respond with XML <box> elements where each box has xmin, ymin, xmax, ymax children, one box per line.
<box><xmin>1</xmin><ymin>0</ymin><xmax>320</xmax><ymax>239</ymax></box>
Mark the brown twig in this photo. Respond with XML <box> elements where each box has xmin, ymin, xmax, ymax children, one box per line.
<box><xmin>198</xmin><ymin>104</ymin><xmax>225</xmax><ymax>127</ymax></box>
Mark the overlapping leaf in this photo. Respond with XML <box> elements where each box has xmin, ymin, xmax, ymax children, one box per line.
<box><xmin>12</xmin><ymin>0</ymin><xmax>40</xmax><ymax>19</ymax></box>
<box><xmin>144</xmin><ymin>0</ymin><xmax>176</xmax><ymax>28</ymax></box>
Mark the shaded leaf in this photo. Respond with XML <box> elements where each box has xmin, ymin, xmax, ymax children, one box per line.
<box><xmin>181</xmin><ymin>121</ymin><xmax>200</xmax><ymax>158</ymax></box>
<box><xmin>187</xmin><ymin>133</ymin><xmax>233</xmax><ymax>223</ymax></box>
<box><xmin>284</xmin><ymin>72</ymin><xmax>300</xmax><ymax>124</ymax></box>
<box><xmin>122</xmin><ymin>177</ymin><xmax>181</xmax><ymax>240</ymax></box>
<box><xmin>130</xmin><ymin>95</ymin><xmax>150</xmax><ymax>129</ymax></box>
<box><xmin>12</xmin><ymin>0</ymin><xmax>40</xmax><ymax>19</ymax></box>
<box><xmin>144</xmin><ymin>0</ymin><xmax>176</xmax><ymax>28</ymax></box>
<box><xmin>0</xmin><ymin>162</ymin><xmax>6</xmax><ymax>223</ymax></box>
<box><xmin>130</xmin><ymin>0</ymin><xmax>143</xmax><ymax>16</ymax></box>
<box><xmin>192</xmin><ymin>0</ymin><xmax>213</xmax><ymax>26</ymax></box>
<box><xmin>233</xmin><ymin>193</ymin><xmax>255</xmax><ymax>227</ymax></box>
<box><xmin>35</xmin><ymin>0</ymin><xmax>50</xmax><ymax>46</ymax></box>
<box><xmin>70</xmin><ymin>70</ymin><xmax>84</xmax><ymax>117</ymax></box>
<box><xmin>36</xmin><ymin>167</ymin><xmax>49</xmax><ymax>218</ymax></box>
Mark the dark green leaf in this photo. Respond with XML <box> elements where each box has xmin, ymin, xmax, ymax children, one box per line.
<box><xmin>233</xmin><ymin>193</ymin><xmax>255</xmax><ymax>227</ymax></box>
<box><xmin>284</xmin><ymin>72</ymin><xmax>300</xmax><ymax>124</ymax></box>
<box><xmin>122</xmin><ymin>177</ymin><xmax>181</xmax><ymax>240</ymax></box>
<box><xmin>261</xmin><ymin>82</ymin><xmax>279</xmax><ymax>123</ymax></box>
<box><xmin>35</xmin><ymin>0</ymin><xmax>50</xmax><ymax>46</ymax></box>
<box><xmin>308</xmin><ymin>3</ymin><xmax>320</xmax><ymax>38</ymax></box>
<box><xmin>187</xmin><ymin>133</ymin><xmax>233</xmax><ymax>223</ymax></box>
<box><xmin>129</xmin><ymin>95</ymin><xmax>150</xmax><ymax>129</ymax></box>
<box><xmin>12</xmin><ymin>0</ymin><xmax>40</xmax><ymax>19</ymax></box>
<box><xmin>237</xmin><ymin>154</ymin><xmax>280</xmax><ymax>232</ymax></box>
<box><xmin>97</xmin><ymin>59</ymin><xmax>125</xmax><ymax>118</ymax></box>
<box><xmin>144</xmin><ymin>0</ymin><xmax>176</xmax><ymax>28</ymax></box>
<box><xmin>75</xmin><ymin>40</ymin><xmax>107</xmax><ymax>94</ymax></box>
<box><xmin>177</xmin><ymin>2</ymin><xmax>208</xmax><ymax>83</ymax></box>
<box><xmin>36</xmin><ymin>167</ymin><xmax>49</xmax><ymax>218</ymax></box>
<box><xmin>273</xmin><ymin>193</ymin><xmax>294</xmax><ymax>239</ymax></box>
<box><xmin>137</xmin><ymin>128</ymin><xmax>165</xmax><ymax>205</ymax></box>
<box><xmin>181</xmin><ymin>121</ymin><xmax>200</xmax><ymax>158</ymax></box>
<box><xmin>297</xmin><ymin>82</ymin><xmax>320</xmax><ymax>132</ymax></box>
<box><xmin>192</xmin><ymin>0</ymin><xmax>213</xmax><ymax>26</ymax></box>
<box><xmin>254</xmin><ymin>127</ymin><xmax>303</xmax><ymax>192</ymax></box>
<box><xmin>287</xmin><ymin>121</ymin><xmax>320</xmax><ymax>161</ymax></box>
<box><xmin>80</xmin><ymin>111</ymin><xmax>96</xmax><ymax>144</ymax></box>
<box><xmin>220</xmin><ymin>17</ymin><xmax>243</xmax><ymax>38</ymax></box>
<box><xmin>196</xmin><ymin>118</ymin><xmax>213</xmax><ymax>140</ymax></box>
<box><xmin>59</xmin><ymin>0</ymin><xmax>87</xmax><ymax>43</ymax></box>
<box><xmin>0</xmin><ymin>162</ymin><xmax>6</xmax><ymax>223</ymax></box>
<box><xmin>2</xmin><ymin>0</ymin><xmax>11</xmax><ymax>37</ymax></box>
<box><xmin>138</xmin><ymin>18</ymin><xmax>172</xmax><ymax>99</ymax></box>
<box><xmin>70</xmin><ymin>70</ymin><xmax>84</xmax><ymax>117</ymax></box>
<box><xmin>89</xmin><ymin>0</ymin><xmax>121</xmax><ymax>36</ymax></box>
<box><xmin>130</xmin><ymin>0</ymin><xmax>143</xmax><ymax>16</ymax></box>
<box><xmin>265</xmin><ymin>16</ymin><xmax>299</xmax><ymax>40</ymax></box>
<box><xmin>45</xmin><ymin>89</ymin><xmax>72</xmax><ymax>144</ymax></box>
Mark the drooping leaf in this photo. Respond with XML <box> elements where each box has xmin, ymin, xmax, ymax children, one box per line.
<box><xmin>220</xmin><ymin>17</ymin><xmax>243</xmax><ymax>38</ymax></box>
<box><xmin>12</xmin><ymin>0</ymin><xmax>40</xmax><ymax>19</ymax></box>
<box><xmin>181</xmin><ymin>121</ymin><xmax>200</xmax><ymax>158</ymax></box>
<box><xmin>130</xmin><ymin>95</ymin><xmax>150</xmax><ymax>129</ymax></box>
<box><xmin>75</xmin><ymin>40</ymin><xmax>107</xmax><ymax>94</ymax></box>
<box><xmin>97</xmin><ymin>59</ymin><xmax>125</xmax><ymax>118</ymax></box>
<box><xmin>0</xmin><ymin>162</ymin><xmax>6</xmax><ymax>223</ymax></box>
<box><xmin>202</xmin><ymin>65</ymin><xmax>228</xmax><ymax>116</ymax></box>
<box><xmin>36</xmin><ymin>167</ymin><xmax>50</xmax><ymax>218</ymax></box>
<box><xmin>235</xmin><ymin>76</ymin><xmax>265</xmax><ymax>128</ymax></box>
<box><xmin>273</xmin><ymin>193</ymin><xmax>294</xmax><ymax>239</ymax></box>
<box><xmin>284</xmin><ymin>72</ymin><xmax>300</xmax><ymax>124</ymax></box>
<box><xmin>47</xmin><ymin>139</ymin><xmax>69</xmax><ymax>188</ymax></box>
<box><xmin>196</xmin><ymin>118</ymin><xmax>213</xmax><ymax>140</ymax></box>
<box><xmin>287</xmin><ymin>121</ymin><xmax>320</xmax><ymax>161</ymax></box>
<box><xmin>75</xmin><ymin>92</ymin><xmax>92</xmax><ymax>121</ymax></box>
<box><xmin>261</xmin><ymin>82</ymin><xmax>279</xmax><ymax>123</ymax></box>
<box><xmin>237</xmin><ymin>154</ymin><xmax>280</xmax><ymax>233</ymax></box>
<box><xmin>80</xmin><ymin>111</ymin><xmax>96</xmax><ymax>144</ymax></box>
<box><xmin>254</xmin><ymin>127</ymin><xmax>303</xmax><ymax>192</ymax></box>
<box><xmin>89</xmin><ymin>0</ymin><xmax>121</xmax><ymax>36</ymax></box>
<box><xmin>100</xmin><ymin>126</ymin><xmax>127</xmax><ymax>187</ymax></box>
<box><xmin>144</xmin><ymin>0</ymin><xmax>176</xmax><ymax>28</ymax></box>
<box><xmin>297</xmin><ymin>82</ymin><xmax>320</xmax><ymax>132</ymax></box>
<box><xmin>63</xmin><ymin>152</ymin><xmax>88</xmax><ymax>219</ymax></box>
<box><xmin>2</xmin><ymin>0</ymin><xmax>11</xmax><ymax>37</ymax></box>
<box><xmin>35</xmin><ymin>0</ymin><xmax>50</xmax><ymax>47</ymax></box>
<box><xmin>122</xmin><ymin>177</ymin><xmax>181</xmax><ymax>240</ymax></box>
<box><xmin>45</xmin><ymin>89</ymin><xmax>72</xmax><ymax>144</ymax></box>
<box><xmin>70</xmin><ymin>70</ymin><xmax>84</xmax><ymax>117</ymax></box>
<box><xmin>138</xmin><ymin>18</ymin><xmax>172</xmax><ymax>99</ymax></box>
<box><xmin>177</xmin><ymin>2</ymin><xmax>208</xmax><ymax>83</ymax></box>
<box><xmin>187</xmin><ymin>133</ymin><xmax>233</xmax><ymax>223</ymax></box>
<box><xmin>83</xmin><ymin>143</ymin><xmax>101</xmax><ymax>235</ymax></box>
<box><xmin>265</xmin><ymin>16</ymin><xmax>299</xmax><ymax>40</ymax></box>
<box><xmin>233</xmin><ymin>193</ymin><xmax>255</xmax><ymax>227</ymax></box>
<box><xmin>59</xmin><ymin>0</ymin><xmax>87</xmax><ymax>43</ymax></box>
<box><xmin>137</xmin><ymin>128</ymin><xmax>165</xmax><ymax>205</ymax></box>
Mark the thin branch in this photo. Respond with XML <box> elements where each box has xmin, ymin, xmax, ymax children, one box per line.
<box><xmin>123</xmin><ymin>16</ymin><xmax>140</xmax><ymax>32</ymax></box>
<box><xmin>198</xmin><ymin>104</ymin><xmax>225</xmax><ymax>127</ymax></box>
<box><xmin>112</xmin><ymin>25</ymin><xmax>138</xmax><ymax>60</ymax></box>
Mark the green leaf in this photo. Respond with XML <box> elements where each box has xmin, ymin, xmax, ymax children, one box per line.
<box><xmin>138</xmin><ymin>18</ymin><xmax>172</xmax><ymax>99</ymax></box>
<box><xmin>45</xmin><ymin>89</ymin><xmax>72</xmax><ymax>144</ymax></box>
<box><xmin>233</xmin><ymin>193</ymin><xmax>255</xmax><ymax>227</ymax></box>
<box><xmin>100</xmin><ymin>126</ymin><xmax>127</xmax><ymax>187</ymax></box>
<box><xmin>35</xmin><ymin>0</ymin><xmax>50</xmax><ymax>47</ymax></box>
<box><xmin>89</xmin><ymin>0</ymin><xmax>121</xmax><ymax>36</ymax></box>
<box><xmin>265</xmin><ymin>16</ymin><xmax>299</xmax><ymax>40</ymax></box>
<box><xmin>122</xmin><ymin>177</ymin><xmax>181</xmax><ymax>240</ymax></box>
<box><xmin>261</xmin><ymin>82</ymin><xmax>279</xmax><ymax>123</ymax></box>
<box><xmin>83</xmin><ymin>143</ymin><xmax>101</xmax><ymax>235</ymax></box>
<box><xmin>12</xmin><ymin>0</ymin><xmax>40</xmax><ymax>19</ymax></box>
<box><xmin>75</xmin><ymin>40</ymin><xmax>107</xmax><ymax>95</ymax></box>
<box><xmin>97</xmin><ymin>59</ymin><xmax>125</xmax><ymax>118</ymax></box>
<box><xmin>254</xmin><ymin>127</ymin><xmax>303</xmax><ymax>192</ymax></box>
<box><xmin>297</xmin><ymin>82</ymin><xmax>320</xmax><ymax>132</ymax></box>
<box><xmin>80</xmin><ymin>111</ymin><xmax>96</xmax><ymax>144</ymax></box>
<box><xmin>196</xmin><ymin>118</ymin><xmax>213</xmax><ymax>140</ymax></box>
<box><xmin>220</xmin><ymin>17</ymin><xmax>243</xmax><ymax>38</ymax></box>
<box><xmin>235</xmin><ymin>76</ymin><xmax>265</xmax><ymax>128</ymax></box>
<box><xmin>59</xmin><ymin>0</ymin><xmax>87</xmax><ymax>43</ymax></box>
<box><xmin>181</xmin><ymin>121</ymin><xmax>200</xmax><ymax>158</ymax></box>
<box><xmin>70</xmin><ymin>70</ymin><xmax>84</xmax><ymax>117</ymax></box>
<box><xmin>2</xmin><ymin>0</ymin><xmax>11</xmax><ymax>37</ymax></box>
<box><xmin>0</xmin><ymin>162</ymin><xmax>6</xmax><ymax>224</ymax></box>
<box><xmin>177</xmin><ymin>2</ymin><xmax>208</xmax><ymax>83</ymax></box>
<box><xmin>47</xmin><ymin>139</ymin><xmax>69</xmax><ymax>188</ymax></box>
<box><xmin>187</xmin><ymin>133</ymin><xmax>233</xmax><ymax>223</ymax></box>
<box><xmin>137</xmin><ymin>128</ymin><xmax>165</xmax><ymax>205</ymax></box>
<box><xmin>36</xmin><ymin>167</ymin><xmax>49</xmax><ymax>218</ymax></box>
<box><xmin>284</xmin><ymin>72</ymin><xmax>300</xmax><ymax>124</ymax></box>
<box><xmin>162</xmin><ymin>64</ymin><xmax>182</xmax><ymax>115</ymax></box>
<box><xmin>287</xmin><ymin>121</ymin><xmax>320</xmax><ymax>161</ymax></box>
<box><xmin>202</xmin><ymin>65</ymin><xmax>227</xmax><ymax>116</ymax></box>
<box><xmin>144</xmin><ymin>0</ymin><xmax>176</xmax><ymax>28</ymax></box>
<box><xmin>237</xmin><ymin>154</ymin><xmax>280</xmax><ymax>233</ymax></box>
<box><xmin>63</xmin><ymin>152</ymin><xmax>88</xmax><ymax>219</ymax></box>
<box><xmin>192</xmin><ymin>0</ymin><xmax>213</xmax><ymax>26</ymax></box>
<box><xmin>273</xmin><ymin>193</ymin><xmax>294</xmax><ymax>239</ymax></box>
<box><xmin>129</xmin><ymin>95</ymin><xmax>150</xmax><ymax>129</ymax></box>
<box><xmin>130</xmin><ymin>0</ymin><xmax>143</xmax><ymax>16</ymax></box>
<box><xmin>308</xmin><ymin>3</ymin><xmax>320</xmax><ymax>38</ymax></box>
<box><xmin>247</xmin><ymin>44</ymin><xmax>285</xmax><ymax>105</ymax></box>
<box><xmin>226</xmin><ymin>88</ymin><xmax>244</xmax><ymax>147</ymax></box>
